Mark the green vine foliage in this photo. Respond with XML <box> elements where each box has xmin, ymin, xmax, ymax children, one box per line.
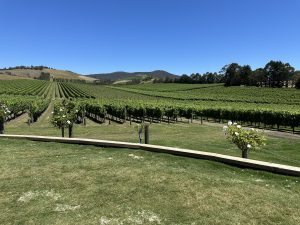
<box><xmin>0</xmin><ymin>103</ymin><xmax>10</xmax><ymax>123</ymax></box>
<box><xmin>223</xmin><ymin>121</ymin><xmax>266</xmax><ymax>154</ymax></box>
<box><xmin>51</xmin><ymin>100</ymin><xmax>79</xmax><ymax>129</ymax></box>
<box><xmin>27</xmin><ymin>101</ymin><xmax>49</xmax><ymax>122</ymax></box>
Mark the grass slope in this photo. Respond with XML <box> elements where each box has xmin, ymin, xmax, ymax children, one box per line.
<box><xmin>5</xmin><ymin>119</ymin><xmax>300</xmax><ymax>167</ymax></box>
<box><xmin>0</xmin><ymin>73</ymin><xmax>31</xmax><ymax>80</ymax></box>
<box><xmin>0</xmin><ymin>138</ymin><xmax>299</xmax><ymax>225</ymax></box>
<box><xmin>0</xmin><ymin>68</ymin><xmax>96</xmax><ymax>81</ymax></box>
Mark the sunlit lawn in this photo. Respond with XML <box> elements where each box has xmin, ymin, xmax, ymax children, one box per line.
<box><xmin>5</xmin><ymin>117</ymin><xmax>300</xmax><ymax>167</ymax></box>
<box><xmin>0</xmin><ymin>138</ymin><xmax>299</xmax><ymax>225</ymax></box>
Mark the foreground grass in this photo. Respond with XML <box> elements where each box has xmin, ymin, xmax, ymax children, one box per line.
<box><xmin>6</xmin><ymin>118</ymin><xmax>300</xmax><ymax>167</ymax></box>
<box><xmin>0</xmin><ymin>138</ymin><xmax>299</xmax><ymax>225</ymax></box>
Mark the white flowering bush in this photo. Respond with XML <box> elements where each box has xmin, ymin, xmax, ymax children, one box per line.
<box><xmin>51</xmin><ymin>100</ymin><xmax>79</xmax><ymax>137</ymax></box>
<box><xmin>223</xmin><ymin>121</ymin><xmax>266</xmax><ymax>158</ymax></box>
<box><xmin>0</xmin><ymin>104</ymin><xmax>11</xmax><ymax>123</ymax></box>
<box><xmin>0</xmin><ymin>103</ymin><xmax>10</xmax><ymax>134</ymax></box>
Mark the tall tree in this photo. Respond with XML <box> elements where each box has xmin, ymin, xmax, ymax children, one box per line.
<box><xmin>175</xmin><ymin>74</ymin><xmax>193</xmax><ymax>83</ymax></box>
<box><xmin>292</xmin><ymin>71</ymin><xmax>300</xmax><ymax>87</ymax></box>
<box><xmin>264</xmin><ymin>61</ymin><xmax>295</xmax><ymax>87</ymax></box>
<box><xmin>221</xmin><ymin>63</ymin><xmax>242</xmax><ymax>86</ymax></box>
<box><xmin>190</xmin><ymin>73</ymin><xmax>201</xmax><ymax>83</ymax></box>
<box><xmin>249</xmin><ymin>68</ymin><xmax>266</xmax><ymax>87</ymax></box>
<box><xmin>240</xmin><ymin>65</ymin><xmax>252</xmax><ymax>85</ymax></box>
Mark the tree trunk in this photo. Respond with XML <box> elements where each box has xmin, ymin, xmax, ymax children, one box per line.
<box><xmin>292</xmin><ymin>126</ymin><xmax>295</xmax><ymax>134</ymax></box>
<box><xmin>61</xmin><ymin>127</ymin><xmax>65</xmax><ymax>137</ymax></box>
<box><xmin>68</xmin><ymin>125</ymin><xmax>73</xmax><ymax>138</ymax></box>
<box><xmin>242</xmin><ymin>149</ymin><xmax>249</xmax><ymax>159</ymax></box>
<box><xmin>138</xmin><ymin>131</ymin><xmax>142</xmax><ymax>144</ymax></box>
<box><xmin>124</xmin><ymin>109</ymin><xmax>127</xmax><ymax>123</ymax></box>
<box><xmin>0</xmin><ymin>121</ymin><xmax>4</xmax><ymax>134</ymax></box>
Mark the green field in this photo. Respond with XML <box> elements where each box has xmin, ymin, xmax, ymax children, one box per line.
<box><xmin>1</xmin><ymin>80</ymin><xmax>300</xmax><ymax>165</ymax></box>
<box><xmin>1</xmin><ymin>138</ymin><xmax>299</xmax><ymax>225</ymax></box>
<box><xmin>1</xmin><ymin>80</ymin><xmax>300</xmax><ymax>224</ymax></box>
<box><xmin>64</xmin><ymin>83</ymin><xmax>300</xmax><ymax>133</ymax></box>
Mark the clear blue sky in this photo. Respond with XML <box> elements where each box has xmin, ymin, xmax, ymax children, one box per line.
<box><xmin>0</xmin><ymin>0</ymin><xmax>299</xmax><ymax>75</ymax></box>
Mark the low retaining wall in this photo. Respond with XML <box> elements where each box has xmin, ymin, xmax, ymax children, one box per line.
<box><xmin>1</xmin><ymin>134</ymin><xmax>300</xmax><ymax>176</ymax></box>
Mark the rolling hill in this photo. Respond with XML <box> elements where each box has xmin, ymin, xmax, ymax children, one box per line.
<box><xmin>0</xmin><ymin>67</ymin><xmax>96</xmax><ymax>81</ymax></box>
<box><xmin>0</xmin><ymin>67</ymin><xmax>178</xmax><ymax>83</ymax></box>
<box><xmin>86</xmin><ymin>70</ymin><xmax>179</xmax><ymax>81</ymax></box>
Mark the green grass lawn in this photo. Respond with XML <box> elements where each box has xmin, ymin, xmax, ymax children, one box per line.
<box><xmin>0</xmin><ymin>138</ymin><xmax>299</xmax><ymax>225</ymax></box>
<box><xmin>5</xmin><ymin>116</ymin><xmax>300</xmax><ymax>167</ymax></box>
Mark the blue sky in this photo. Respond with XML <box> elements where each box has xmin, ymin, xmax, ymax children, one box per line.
<box><xmin>0</xmin><ymin>0</ymin><xmax>299</xmax><ymax>75</ymax></box>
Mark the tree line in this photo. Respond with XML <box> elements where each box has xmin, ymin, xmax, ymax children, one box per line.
<box><xmin>0</xmin><ymin>65</ymin><xmax>53</xmax><ymax>70</ymax></box>
<box><xmin>154</xmin><ymin>60</ymin><xmax>300</xmax><ymax>89</ymax></box>
<box><xmin>222</xmin><ymin>61</ymin><xmax>299</xmax><ymax>88</ymax></box>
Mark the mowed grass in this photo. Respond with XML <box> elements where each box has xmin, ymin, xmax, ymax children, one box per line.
<box><xmin>0</xmin><ymin>138</ymin><xmax>299</xmax><ymax>225</ymax></box>
<box><xmin>5</xmin><ymin>117</ymin><xmax>300</xmax><ymax>167</ymax></box>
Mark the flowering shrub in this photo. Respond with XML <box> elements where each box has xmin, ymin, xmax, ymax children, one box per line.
<box><xmin>223</xmin><ymin>121</ymin><xmax>266</xmax><ymax>158</ymax></box>
<box><xmin>0</xmin><ymin>103</ymin><xmax>11</xmax><ymax>123</ymax></box>
<box><xmin>51</xmin><ymin>100</ymin><xmax>79</xmax><ymax>137</ymax></box>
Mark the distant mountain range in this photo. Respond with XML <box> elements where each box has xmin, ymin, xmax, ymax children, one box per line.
<box><xmin>0</xmin><ymin>67</ymin><xmax>179</xmax><ymax>83</ymax></box>
<box><xmin>86</xmin><ymin>70</ymin><xmax>179</xmax><ymax>81</ymax></box>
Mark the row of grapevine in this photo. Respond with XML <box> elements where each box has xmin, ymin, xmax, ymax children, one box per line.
<box><xmin>0</xmin><ymin>95</ymin><xmax>50</xmax><ymax>122</ymax></box>
<box><xmin>0</xmin><ymin>80</ymin><xmax>51</xmax><ymax>97</ymax></box>
<box><xmin>56</xmin><ymin>82</ymin><xmax>94</xmax><ymax>98</ymax></box>
<box><xmin>123</xmin><ymin>83</ymin><xmax>223</xmax><ymax>92</ymax></box>
<box><xmin>109</xmin><ymin>85</ymin><xmax>300</xmax><ymax>105</ymax></box>
<box><xmin>77</xmin><ymin>99</ymin><xmax>300</xmax><ymax>131</ymax></box>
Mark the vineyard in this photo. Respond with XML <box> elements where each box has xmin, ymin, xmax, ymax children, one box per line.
<box><xmin>0</xmin><ymin>80</ymin><xmax>93</xmax><ymax>125</ymax></box>
<box><xmin>54</xmin><ymin>82</ymin><xmax>95</xmax><ymax>98</ymax></box>
<box><xmin>77</xmin><ymin>98</ymin><xmax>300</xmax><ymax>132</ymax></box>
<box><xmin>108</xmin><ymin>84</ymin><xmax>300</xmax><ymax>105</ymax></box>
<box><xmin>0</xmin><ymin>80</ymin><xmax>300</xmax><ymax>133</ymax></box>
<box><xmin>0</xmin><ymin>95</ymin><xmax>49</xmax><ymax>123</ymax></box>
<box><xmin>0</xmin><ymin>80</ymin><xmax>52</xmax><ymax>97</ymax></box>
<box><xmin>67</xmin><ymin>83</ymin><xmax>300</xmax><ymax>133</ymax></box>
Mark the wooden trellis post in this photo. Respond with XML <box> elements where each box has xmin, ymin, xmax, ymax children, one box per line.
<box><xmin>144</xmin><ymin>124</ymin><xmax>149</xmax><ymax>144</ymax></box>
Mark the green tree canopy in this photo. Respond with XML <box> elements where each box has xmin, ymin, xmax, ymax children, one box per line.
<box><xmin>264</xmin><ymin>61</ymin><xmax>295</xmax><ymax>87</ymax></box>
